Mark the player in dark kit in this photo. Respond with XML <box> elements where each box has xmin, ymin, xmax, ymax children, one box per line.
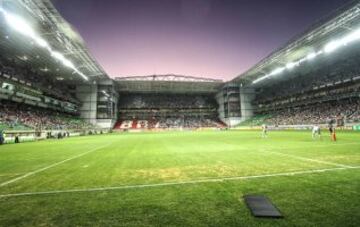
<box><xmin>329</xmin><ymin>124</ymin><xmax>334</xmax><ymax>135</ymax></box>
<box><xmin>328</xmin><ymin>123</ymin><xmax>337</xmax><ymax>142</ymax></box>
<box><xmin>331</xmin><ymin>126</ymin><xmax>337</xmax><ymax>142</ymax></box>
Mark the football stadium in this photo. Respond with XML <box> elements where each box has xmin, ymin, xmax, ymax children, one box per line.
<box><xmin>0</xmin><ymin>0</ymin><xmax>359</xmax><ymax>226</ymax></box>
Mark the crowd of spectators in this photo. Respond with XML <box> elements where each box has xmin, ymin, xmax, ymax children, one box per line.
<box><xmin>119</xmin><ymin>94</ymin><xmax>218</xmax><ymax>109</ymax></box>
<box><xmin>116</xmin><ymin>116</ymin><xmax>223</xmax><ymax>129</ymax></box>
<box><xmin>254</xmin><ymin>52</ymin><xmax>360</xmax><ymax>126</ymax></box>
<box><xmin>261</xmin><ymin>99</ymin><xmax>360</xmax><ymax>125</ymax></box>
<box><xmin>0</xmin><ymin>100</ymin><xmax>93</xmax><ymax>131</ymax></box>
<box><xmin>0</xmin><ymin>58</ymin><xmax>78</xmax><ymax>103</ymax></box>
<box><xmin>256</xmin><ymin>53</ymin><xmax>360</xmax><ymax>106</ymax></box>
<box><xmin>157</xmin><ymin>117</ymin><xmax>222</xmax><ymax>128</ymax></box>
<box><xmin>117</xmin><ymin>93</ymin><xmax>222</xmax><ymax>128</ymax></box>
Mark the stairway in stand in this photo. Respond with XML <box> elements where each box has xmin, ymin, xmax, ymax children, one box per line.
<box><xmin>131</xmin><ymin>119</ymin><xmax>138</xmax><ymax>129</ymax></box>
<box><xmin>113</xmin><ymin>120</ymin><xmax>122</xmax><ymax>129</ymax></box>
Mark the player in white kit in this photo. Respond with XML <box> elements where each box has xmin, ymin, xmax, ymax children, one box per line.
<box><xmin>262</xmin><ymin>124</ymin><xmax>268</xmax><ymax>138</ymax></box>
<box><xmin>312</xmin><ymin>125</ymin><xmax>321</xmax><ymax>140</ymax></box>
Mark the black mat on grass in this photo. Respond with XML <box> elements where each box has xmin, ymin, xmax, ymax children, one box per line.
<box><xmin>243</xmin><ymin>195</ymin><xmax>283</xmax><ymax>218</ymax></box>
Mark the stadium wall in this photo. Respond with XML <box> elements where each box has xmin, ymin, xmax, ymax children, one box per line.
<box><xmin>97</xmin><ymin>79</ymin><xmax>118</xmax><ymax>128</ymax></box>
<box><xmin>76</xmin><ymin>84</ymin><xmax>98</xmax><ymax>125</ymax></box>
<box><xmin>75</xmin><ymin>80</ymin><xmax>118</xmax><ymax>129</ymax></box>
<box><xmin>240</xmin><ymin>87</ymin><xmax>255</xmax><ymax>120</ymax></box>
<box><xmin>216</xmin><ymin>84</ymin><xmax>255</xmax><ymax>127</ymax></box>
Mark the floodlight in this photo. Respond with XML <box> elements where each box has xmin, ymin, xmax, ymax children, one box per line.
<box><xmin>0</xmin><ymin>8</ymin><xmax>89</xmax><ymax>81</ymax></box>
<box><xmin>286</xmin><ymin>62</ymin><xmax>296</xmax><ymax>70</ymax></box>
<box><xmin>307</xmin><ymin>52</ymin><xmax>317</xmax><ymax>60</ymax></box>
<box><xmin>75</xmin><ymin>70</ymin><xmax>89</xmax><ymax>81</ymax></box>
<box><xmin>35</xmin><ymin>37</ymin><xmax>48</xmax><ymax>48</ymax></box>
<box><xmin>3</xmin><ymin>12</ymin><xmax>36</xmax><ymax>39</ymax></box>
<box><xmin>342</xmin><ymin>28</ymin><xmax>360</xmax><ymax>45</ymax></box>
<box><xmin>252</xmin><ymin>74</ymin><xmax>270</xmax><ymax>84</ymax></box>
<box><xmin>324</xmin><ymin>40</ymin><xmax>342</xmax><ymax>53</ymax></box>
<box><xmin>51</xmin><ymin>51</ymin><xmax>66</xmax><ymax>61</ymax></box>
<box><xmin>62</xmin><ymin>59</ymin><xmax>75</xmax><ymax>68</ymax></box>
<box><xmin>251</xmin><ymin>26</ymin><xmax>360</xmax><ymax>86</ymax></box>
<box><xmin>271</xmin><ymin>67</ymin><xmax>285</xmax><ymax>75</ymax></box>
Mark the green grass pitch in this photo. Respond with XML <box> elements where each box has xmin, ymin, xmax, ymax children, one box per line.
<box><xmin>0</xmin><ymin>130</ymin><xmax>359</xmax><ymax>226</ymax></box>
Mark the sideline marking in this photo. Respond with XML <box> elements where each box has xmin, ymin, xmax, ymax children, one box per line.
<box><xmin>264</xmin><ymin>150</ymin><xmax>353</xmax><ymax>168</ymax></box>
<box><xmin>0</xmin><ymin>143</ymin><xmax>113</xmax><ymax>188</ymax></box>
<box><xmin>0</xmin><ymin>166</ymin><xmax>358</xmax><ymax>199</ymax></box>
<box><xmin>276</xmin><ymin>142</ymin><xmax>360</xmax><ymax>149</ymax></box>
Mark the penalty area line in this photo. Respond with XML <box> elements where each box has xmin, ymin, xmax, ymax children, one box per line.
<box><xmin>0</xmin><ymin>142</ymin><xmax>113</xmax><ymax>188</ymax></box>
<box><xmin>0</xmin><ymin>166</ymin><xmax>359</xmax><ymax>199</ymax></box>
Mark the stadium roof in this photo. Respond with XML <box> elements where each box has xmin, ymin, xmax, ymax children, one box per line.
<box><xmin>116</xmin><ymin>74</ymin><xmax>222</xmax><ymax>83</ymax></box>
<box><xmin>0</xmin><ymin>0</ymin><xmax>107</xmax><ymax>83</ymax></box>
<box><xmin>115</xmin><ymin>74</ymin><xmax>223</xmax><ymax>94</ymax></box>
<box><xmin>232</xmin><ymin>0</ymin><xmax>360</xmax><ymax>87</ymax></box>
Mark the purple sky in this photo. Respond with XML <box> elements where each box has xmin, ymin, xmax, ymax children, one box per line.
<box><xmin>52</xmin><ymin>0</ymin><xmax>350</xmax><ymax>80</ymax></box>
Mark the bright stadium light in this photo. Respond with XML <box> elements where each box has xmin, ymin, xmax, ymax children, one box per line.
<box><xmin>252</xmin><ymin>74</ymin><xmax>270</xmax><ymax>84</ymax></box>
<box><xmin>253</xmin><ymin>26</ymin><xmax>360</xmax><ymax>85</ymax></box>
<box><xmin>52</xmin><ymin>51</ymin><xmax>66</xmax><ymax>61</ymax></box>
<box><xmin>75</xmin><ymin>69</ymin><xmax>89</xmax><ymax>81</ymax></box>
<box><xmin>0</xmin><ymin>8</ymin><xmax>89</xmax><ymax>81</ymax></box>
<box><xmin>286</xmin><ymin>62</ymin><xmax>297</xmax><ymax>70</ymax></box>
<box><xmin>3</xmin><ymin>11</ymin><xmax>36</xmax><ymax>39</ymax></box>
<box><xmin>270</xmin><ymin>67</ymin><xmax>285</xmax><ymax>75</ymax></box>
<box><xmin>252</xmin><ymin>67</ymin><xmax>286</xmax><ymax>84</ymax></box>
<box><xmin>324</xmin><ymin>28</ymin><xmax>360</xmax><ymax>53</ymax></box>
<box><xmin>35</xmin><ymin>37</ymin><xmax>49</xmax><ymax>48</ymax></box>
<box><xmin>324</xmin><ymin>40</ymin><xmax>342</xmax><ymax>53</ymax></box>
<box><xmin>307</xmin><ymin>52</ymin><xmax>317</xmax><ymax>60</ymax></box>
<box><xmin>342</xmin><ymin>28</ymin><xmax>360</xmax><ymax>45</ymax></box>
<box><xmin>62</xmin><ymin>59</ymin><xmax>75</xmax><ymax>68</ymax></box>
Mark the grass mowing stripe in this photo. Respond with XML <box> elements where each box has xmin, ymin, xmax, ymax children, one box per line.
<box><xmin>264</xmin><ymin>150</ymin><xmax>353</xmax><ymax>168</ymax></box>
<box><xmin>1</xmin><ymin>166</ymin><xmax>358</xmax><ymax>199</ymax></box>
<box><xmin>0</xmin><ymin>142</ymin><xmax>113</xmax><ymax>188</ymax></box>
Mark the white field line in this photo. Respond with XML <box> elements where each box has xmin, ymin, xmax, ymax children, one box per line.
<box><xmin>0</xmin><ymin>142</ymin><xmax>113</xmax><ymax>188</ymax></box>
<box><xmin>0</xmin><ymin>166</ymin><xmax>359</xmax><ymax>199</ymax></box>
<box><xmin>221</xmin><ymin>141</ymin><xmax>360</xmax><ymax>154</ymax></box>
<box><xmin>0</xmin><ymin>173</ymin><xmax>24</xmax><ymax>177</ymax></box>
<box><xmin>313</xmin><ymin>142</ymin><xmax>360</xmax><ymax>147</ymax></box>
<box><xmin>264</xmin><ymin>150</ymin><xmax>354</xmax><ymax>168</ymax></box>
<box><xmin>278</xmin><ymin>142</ymin><xmax>360</xmax><ymax>149</ymax></box>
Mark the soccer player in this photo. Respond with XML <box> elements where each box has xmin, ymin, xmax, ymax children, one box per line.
<box><xmin>262</xmin><ymin>124</ymin><xmax>268</xmax><ymax>138</ymax></box>
<box><xmin>328</xmin><ymin>123</ymin><xmax>333</xmax><ymax>135</ymax></box>
<box><xmin>312</xmin><ymin>125</ymin><xmax>321</xmax><ymax>140</ymax></box>
<box><xmin>330</xmin><ymin>125</ymin><xmax>337</xmax><ymax>142</ymax></box>
<box><xmin>328</xmin><ymin>123</ymin><xmax>338</xmax><ymax>142</ymax></box>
